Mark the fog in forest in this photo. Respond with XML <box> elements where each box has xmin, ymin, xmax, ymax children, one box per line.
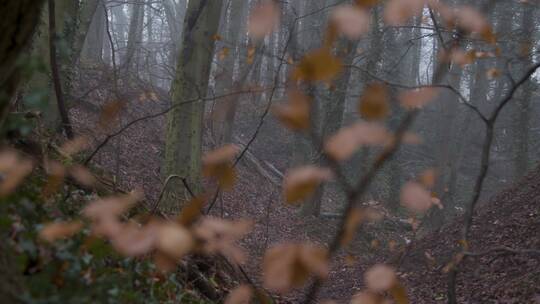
<box><xmin>0</xmin><ymin>0</ymin><xmax>539</xmax><ymax>303</ymax></box>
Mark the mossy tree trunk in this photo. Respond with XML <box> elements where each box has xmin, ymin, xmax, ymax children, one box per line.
<box><xmin>163</xmin><ymin>0</ymin><xmax>224</xmax><ymax>213</ymax></box>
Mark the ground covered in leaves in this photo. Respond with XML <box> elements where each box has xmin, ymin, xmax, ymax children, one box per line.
<box><xmin>71</xmin><ymin>76</ymin><xmax>539</xmax><ymax>303</ymax></box>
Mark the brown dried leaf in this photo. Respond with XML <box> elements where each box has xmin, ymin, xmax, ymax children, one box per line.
<box><xmin>359</xmin><ymin>83</ymin><xmax>390</xmax><ymax>120</ymax></box>
<box><xmin>398</xmin><ymin>87</ymin><xmax>439</xmax><ymax>109</ymax></box>
<box><xmin>400</xmin><ymin>181</ymin><xmax>433</xmax><ymax>213</ymax></box>
<box><xmin>248</xmin><ymin>1</ymin><xmax>280</xmax><ymax>39</ymax></box>
<box><xmin>292</xmin><ymin>48</ymin><xmax>342</xmax><ymax>82</ymax></box>
<box><xmin>194</xmin><ymin>217</ymin><xmax>252</xmax><ymax>264</ymax></box>
<box><xmin>247</xmin><ymin>46</ymin><xmax>256</xmax><ymax>64</ymax></box>
<box><xmin>218</xmin><ymin>47</ymin><xmax>230</xmax><ymax>61</ymax></box>
<box><xmin>351</xmin><ymin>291</ymin><xmax>381</xmax><ymax>304</ymax></box>
<box><xmin>156</xmin><ymin>222</ymin><xmax>193</xmax><ymax>260</ymax></box>
<box><xmin>389</xmin><ymin>282</ymin><xmax>409</xmax><ymax>304</ymax></box>
<box><xmin>99</xmin><ymin>100</ymin><xmax>124</xmax><ymax>127</ymax></box>
<box><xmin>272</xmin><ymin>89</ymin><xmax>311</xmax><ymax>130</ymax></box>
<box><xmin>40</xmin><ymin>221</ymin><xmax>83</xmax><ymax>242</ymax></box>
<box><xmin>324</xmin><ymin>122</ymin><xmax>391</xmax><ymax>161</ymax></box>
<box><xmin>263</xmin><ymin>243</ymin><xmax>328</xmax><ymax>293</ymax></box>
<box><xmin>364</xmin><ymin>264</ymin><xmax>397</xmax><ymax>292</ymax></box>
<box><xmin>177</xmin><ymin>196</ymin><xmax>206</xmax><ymax>227</ymax></box>
<box><xmin>111</xmin><ymin>221</ymin><xmax>158</xmax><ymax>257</ymax></box>
<box><xmin>69</xmin><ymin>165</ymin><xmax>97</xmax><ymax>187</ymax></box>
<box><xmin>41</xmin><ymin>160</ymin><xmax>66</xmax><ymax>199</ymax></box>
<box><xmin>0</xmin><ymin>150</ymin><xmax>33</xmax><ymax>196</ymax></box>
<box><xmin>203</xmin><ymin>145</ymin><xmax>240</xmax><ymax>189</ymax></box>
<box><xmin>283</xmin><ymin>166</ymin><xmax>333</xmax><ymax>204</ymax></box>
<box><xmin>419</xmin><ymin>168</ymin><xmax>436</xmax><ymax>188</ymax></box>
<box><xmin>83</xmin><ymin>192</ymin><xmax>142</xmax><ymax>237</ymax></box>
<box><xmin>225</xmin><ymin>285</ymin><xmax>253</xmax><ymax>304</ymax></box>
<box><xmin>59</xmin><ymin>136</ymin><xmax>89</xmax><ymax>156</ymax></box>
<box><xmin>341</xmin><ymin>208</ymin><xmax>364</xmax><ymax>246</ymax></box>
<box><xmin>331</xmin><ymin>5</ymin><xmax>370</xmax><ymax>40</ymax></box>
<box><xmin>384</xmin><ymin>0</ymin><xmax>426</xmax><ymax>26</ymax></box>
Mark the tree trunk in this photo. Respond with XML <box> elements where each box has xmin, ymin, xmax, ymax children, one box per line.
<box><xmin>80</xmin><ymin>0</ymin><xmax>104</xmax><ymax>64</ymax></box>
<box><xmin>163</xmin><ymin>0</ymin><xmax>224</xmax><ymax>213</ymax></box>
<box><xmin>123</xmin><ymin>0</ymin><xmax>145</xmax><ymax>72</ymax></box>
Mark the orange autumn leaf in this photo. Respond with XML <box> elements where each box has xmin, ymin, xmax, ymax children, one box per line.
<box><xmin>69</xmin><ymin>165</ymin><xmax>97</xmax><ymax>187</ymax></box>
<box><xmin>384</xmin><ymin>0</ymin><xmax>425</xmax><ymax>26</ymax></box>
<box><xmin>359</xmin><ymin>83</ymin><xmax>390</xmax><ymax>120</ymax></box>
<box><xmin>263</xmin><ymin>243</ymin><xmax>328</xmax><ymax>293</ymax></box>
<box><xmin>155</xmin><ymin>222</ymin><xmax>193</xmax><ymax>260</ymax></box>
<box><xmin>419</xmin><ymin>168</ymin><xmax>436</xmax><ymax>188</ymax></box>
<box><xmin>364</xmin><ymin>264</ymin><xmax>397</xmax><ymax>292</ymax></box>
<box><xmin>248</xmin><ymin>0</ymin><xmax>280</xmax><ymax>39</ymax></box>
<box><xmin>218</xmin><ymin>47</ymin><xmax>230</xmax><ymax>61</ymax></box>
<box><xmin>202</xmin><ymin>145</ymin><xmax>240</xmax><ymax>189</ymax></box>
<box><xmin>0</xmin><ymin>150</ymin><xmax>34</xmax><ymax>196</ymax></box>
<box><xmin>41</xmin><ymin>160</ymin><xmax>66</xmax><ymax>199</ymax></box>
<box><xmin>225</xmin><ymin>285</ymin><xmax>253</xmax><ymax>304</ymax></box>
<box><xmin>341</xmin><ymin>208</ymin><xmax>364</xmax><ymax>246</ymax></box>
<box><xmin>351</xmin><ymin>291</ymin><xmax>382</xmax><ymax>304</ymax></box>
<box><xmin>194</xmin><ymin>217</ymin><xmax>252</xmax><ymax>264</ymax></box>
<box><xmin>283</xmin><ymin>166</ymin><xmax>333</xmax><ymax>204</ymax></box>
<box><xmin>398</xmin><ymin>87</ymin><xmax>439</xmax><ymax>109</ymax></box>
<box><xmin>355</xmin><ymin>0</ymin><xmax>380</xmax><ymax>8</ymax></box>
<box><xmin>400</xmin><ymin>181</ymin><xmax>433</xmax><ymax>213</ymax></box>
<box><xmin>40</xmin><ymin>221</ymin><xmax>83</xmax><ymax>242</ymax></box>
<box><xmin>272</xmin><ymin>89</ymin><xmax>311</xmax><ymax>130</ymax></box>
<box><xmin>331</xmin><ymin>5</ymin><xmax>370</xmax><ymax>40</ymax></box>
<box><xmin>59</xmin><ymin>136</ymin><xmax>90</xmax><ymax>157</ymax></box>
<box><xmin>324</xmin><ymin>122</ymin><xmax>391</xmax><ymax>161</ymax></box>
<box><xmin>292</xmin><ymin>48</ymin><xmax>342</xmax><ymax>82</ymax></box>
<box><xmin>177</xmin><ymin>196</ymin><xmax>206</xmax><ymax>227</ymax></box>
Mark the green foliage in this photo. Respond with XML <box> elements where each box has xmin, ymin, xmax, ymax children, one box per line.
<box><xmin>0</xmin><ymin>177</ymin><xmax>212</xmax><ymax>304</ymax></box>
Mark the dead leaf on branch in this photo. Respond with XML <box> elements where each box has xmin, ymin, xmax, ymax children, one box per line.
<box><xmin>69</xmin><ymin>165</ymin><xmax>97</xmax><ymax>187</ymax></box>
<box><xmin>364</xmin><ymin>264</ymin><xmax>397</xmax><ymax>292</ymax></box>
<box><xmin>400</xmin><ymin>181</ymin><xmax>436</xmax><ymax>213</ymax></box>
<box><xmin>263</xmin><ymin>243</ymin><xmax>329</xmax><ymax>293</ymax></box>
<box><xmin>59</xmin><ymin>136</ymin><xmax>90</xmax><ymax>157</ymax></box>
<box><xmin>292</xmin><ymin>48</ymin><xmax>342</xmax><ymax>82</ymax></box>
<box><xmin>155</xmin><ymin>222</ymin><xmax>194</xmax><ymax>260</ymax></box>
<box><xmin>193</xmin><ymin>217</ymin><xmax>252</xmax><ymax>264</ymax></box>
<box><xmin>384</xmin><ymin>0</ymin><xmax>426</xmax><ymax>26</ymax></box>
<box><xmin>331</xmin><ymin>5</ymin><xmax>371</xmax><ymax>40</ymax></box>
<box><xmin>83</xmin><ymin>191</ymin><xmax>143</xmax><ymax>237</ymax></box>
<box><xmin>248</xmin><ymin>0</ymin><xmax>280</xmax><ymax>39</ymax></box>
<box><xmin>40</xmin><ymin>221</ymin><xmax>83</xmax><ymax>243</ymax></box>
<box><xmin>272</xmin><ymin>89</ymin><xmax>311</xmax><ymax>130</ymax></box>
<box><xmin>176</xmin><ymin>195</ymin><xmax>206</xmax><ymax>227</ymax></box>
<box><xmin>324</xmin><ymin>122</ymin><xmax>391</xmax><ymax>161</ymax></box>
<box><xmin>419</xmin><ymin>168</ymin><xmax>436</xmax><ymax>188</ymax></box>
<box><xmin>0</xmin><ymin>149</ymin><xmax>34</xmax><ymax>196</ymax></box>
<box><xmin>359</xmin><ymin>83</ymin><xmax>390</xmax><ymax>120</ymax></box>
<box><xmin>398</xmin><ymin>87</ymin><xmax>439</xmax><ymax>109</ymax></box>
<box><xmin>283</xmin><ymin>166</ymin><xmax>333</xmax><ymax>204</ymax></box>
<box><xmin>225</xmin><ymin>285</ymin><xmax>253</xmax><ymax>304</ymax></box>
<box><xmin>41</xmin><ymin>160</ymin><xmax>66</xmax><ymax>199</ymax></box>
<box><xmin>202</xmin><ymin>144</ymin><xmax>240</xmax><ymax>189</ymax></box>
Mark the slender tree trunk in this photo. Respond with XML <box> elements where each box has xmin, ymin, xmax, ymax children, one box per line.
<box><xmin>124</xmin><ymin>0</ymin><xmax>145</xmax><ymax>71</ymax></box>
<box><xmin>163</xmin><ymin>0</ymin><xmax>225</xmax><ymax>213</ymax></box>
<box><xmin>49</xmin><ymin>0</ymin><xmax>74</xmax><ymax>138</ymax></box>
<box><xmin>80</xmin><ymin>0</ymin><xmax>104</xmax><ymax>63</ymax></box>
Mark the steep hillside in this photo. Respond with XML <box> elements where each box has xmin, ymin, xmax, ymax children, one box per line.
<box><xmin>401</xmin><ymin>165</ymin><xmax>540</xmax><ymax>303</ymax></box>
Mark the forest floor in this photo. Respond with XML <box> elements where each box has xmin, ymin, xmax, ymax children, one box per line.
<box><xmin>71</xmin><ymin>76</ymin><xmax>540</xmax><ymax>303</ymax></box>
